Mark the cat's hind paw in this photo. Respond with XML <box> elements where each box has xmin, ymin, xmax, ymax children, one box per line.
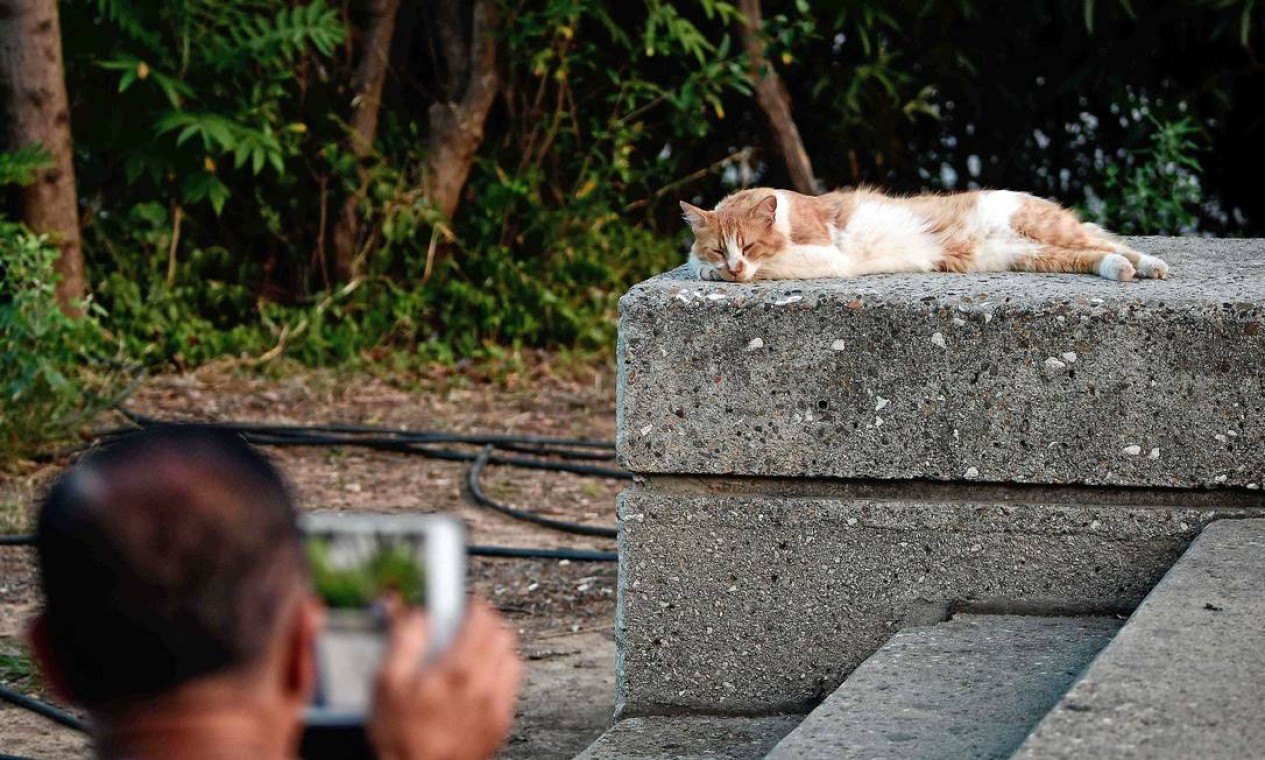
<box><xmin>1097</xmin><ymin>253</ymin><xmax>1136</xmax><ymax>282</ymax></box>
<box><xmin>1134</xmin><ymin>254</ymin><xmax>1169</xmax><ymax>279</ymax></box>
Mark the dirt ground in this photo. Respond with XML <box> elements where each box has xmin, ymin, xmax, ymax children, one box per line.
<box><xmin>0</xmin><ymin>361</ymin><xmax>623</xmax><ymax>759</ymax></box>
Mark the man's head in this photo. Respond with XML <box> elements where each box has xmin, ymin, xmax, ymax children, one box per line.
<box><xmin>30</xmin><ymin>425</ymin><xmax>317</xmax><ymax>721</ymax></box>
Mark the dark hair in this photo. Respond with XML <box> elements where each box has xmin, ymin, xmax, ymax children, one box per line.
<box><xmin>36</xmin><ymin>425</ymin><xmax>305</xmax><ymax>710</ymax></box>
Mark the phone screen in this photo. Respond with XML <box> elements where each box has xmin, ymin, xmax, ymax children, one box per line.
<box><xmin>307</xmin><ymin>530</ymin><xmax>429</xmax><ymax>608</ymax></box>
<box><xmin>302</xmin><ymin>514</ymin><xmax>465</xmax><ymax>721</ymax></box>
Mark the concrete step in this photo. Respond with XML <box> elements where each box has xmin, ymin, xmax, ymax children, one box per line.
<box><xmin>571</xmin><ymin>715</ymin><xmax>802</xmax><ymax>760</ymax></box>
<box><xmin>764</xmin><ymin>614</ymin><xmax>1121</xmax><ymax>760</ymax></box>
<box><xmin>1014</xmin><ymin>518</ymin><xmax>1265</xmax><ymax>759</ymax></box>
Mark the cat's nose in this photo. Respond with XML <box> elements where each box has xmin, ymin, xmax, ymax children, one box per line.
<box><xmin>730</xmin><ymin>260</ymin><xmax>746</xmax><ymax>276</ymax></box>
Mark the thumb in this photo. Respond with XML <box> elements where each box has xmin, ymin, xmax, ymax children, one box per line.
<box><xmin>377</xmin><ymin>596</ymin><xmax>431</xmax><ymax>688</ymax></box>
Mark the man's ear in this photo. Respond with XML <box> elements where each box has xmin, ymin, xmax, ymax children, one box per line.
<box><xmin>753</xmin><ymin>194</ymin><xmax>778</xmax><ymax>228</ymax></box>
<box><xmin>27</xmin><ymin>614</ymin><xmax>75</xmax><ymax>705</ymax></box>
<box><xmin>680</xmin><ymin>201</ymin><xmax>711</xmax><ymax>229</ymax></box>
<box><xmin>282</xmin><ymin>595</ymin><xmax>323</xmax><ymax>702</ymax></box>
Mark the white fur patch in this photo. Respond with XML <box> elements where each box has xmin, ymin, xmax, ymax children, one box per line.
<box><xmin>756</xmin><ymin>244</ymin><xmax>848</xmax><ymax>279</ymax></box>
<box><xmin>772</xmin><ymin>190</ymin><xmax>791</xmax><ymax>236</ymax></box>
<box><xmin>1134</xmin><ymin>254</ymin><xmax>1169</xmax><ymax>279</ymax></box>
<box><xmin>722</xmin><ymin>233</ymin><xmax>743</xmax><ymax>271</ymax></box>
<box><xmin>968</xmin><ymin>191</ymin><xmax>1040</xmax><ymax>272</ymax></box>
<box><xmin>975</xmin><ymin>190</ymin><xmax>1023</xmax><ymax>228</ymax></box>
<box><xmin>830</xmin><ymin>201</ymin><xmax>940</xmax><ymax>275</ymax></box>
<box><xmin>1097</xmin><ymin>253</ymin><xmax>1135</xmax><ymax>281</ymax></box>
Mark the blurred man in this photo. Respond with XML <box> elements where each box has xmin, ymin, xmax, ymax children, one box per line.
<box><xmin>28</xmin><ymin>425</ymin><xmax>521</xmax><ymax>760</ymax></box>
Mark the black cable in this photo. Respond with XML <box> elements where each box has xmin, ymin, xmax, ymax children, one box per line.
<box><xmin>0</xmin><ymin>683</ymin><xmax>87</xmax><ymax>733</ymax></box>
<box><xmin>468</xmin><ymin>545</ymin><xmax>616</xmax><ymax>562</ymax></box>
<box><xmin>240</xmin><ymin>436</ymin><xmax>632</xmax><ymax>480</ymax></box>
<box><xmin>467</xmin><ymin>446</ymin><xmax>618</xmax><ymax>539</ymax></box>
<box><xmin>118</xmin><ymin>411</ymin><xmax>616</xmax><ymax>450</ymax></box>
<box><xmin>106</xmin><ymin>414</ymin><xmax>634</xmax><ymax>481</ymax></box>
<box><xmin>0</xmin><ymin>535</ymin><xmax>34</xmax><ymax>547</ymax></box>
<box><xmin>490</xmin><ymin>441</ymin><xmax>616</xmax><ymax>461</ymax></box>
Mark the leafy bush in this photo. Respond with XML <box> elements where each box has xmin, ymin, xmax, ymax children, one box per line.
<box><xmin>0</xmin><ymin>218</ymin><xmax>123</xmax><ymax>459</ymax></box>
<box><xmin>1082</xmin><ymin>115</ymin><xmax>1209</xmax><ymax>235</ymax></box>
<box><xmin>82</xmin><ymin>0</ymin><xmax>345</xmax><ymax>215</ymax></box>
<box><xmin>69</xmin><ymin>0</ymin><xmax>730</xmax><ymax>368</ymax></box>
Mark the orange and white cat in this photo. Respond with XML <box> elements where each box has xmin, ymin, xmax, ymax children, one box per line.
<box><xmin>681</xmin><ymin>188</ymin><xmax>1168</xmax><ymax>283</ymax></box>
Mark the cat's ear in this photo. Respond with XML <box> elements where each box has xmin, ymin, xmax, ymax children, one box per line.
<box><xmin>753</xmin><ymin>194</ymin><xmax>778</xmax><ymax>227</ymax></box>
<box><xmin>680</xmin><ymin>201</ymin><xmax>711</xmax><ymax>229</ymax></box>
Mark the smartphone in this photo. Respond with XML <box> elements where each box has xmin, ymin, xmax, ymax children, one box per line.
<box><xmin>301</xmin><ymin>513</ymin><xmax>466</xmax><ymax>727</ymax></box>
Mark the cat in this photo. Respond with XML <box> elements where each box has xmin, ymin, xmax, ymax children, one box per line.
<box><xmin>680</xmin><ymin>187</ymin><xmax>1169</xmax><ymax>283</ymax></box>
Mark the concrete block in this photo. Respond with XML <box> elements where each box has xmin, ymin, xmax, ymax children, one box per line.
<box><xmin>615</xmin><ymin>491</ymin><xmax>1253</xmax><ymax>715</ymax></box>
<box><xmin>1014</xmin><ymin>519</ymin><xmax>1265</xmax><ymax>759</ymax></box>
<box><xmin>614</xmin><ymin>237</ymin><xmax>1265</xmax><ymax>718</ymax></box>
<box><xmin>765</xmin><ymin>614</ymin><xmax>1120</xmax><ymax>760</ymax></box>
<box><xmin>571</xmin><ymin>715</ymin><xmax>802</xmax><ymax>760</ymax></box>
<box><xmin>619</xmin><ymin>237</ymin><xmax>1265</xmax><ymax>489</ymax></box>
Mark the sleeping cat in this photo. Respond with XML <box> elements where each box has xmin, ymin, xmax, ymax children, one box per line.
<box><xmin>680</xmin><ymin>187</ymin><xmax>1168</xmax><ymax>283</ymax></box>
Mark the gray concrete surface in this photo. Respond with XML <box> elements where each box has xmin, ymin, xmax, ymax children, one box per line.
<box><xmin>618</xmin><ymin>237</ymin><xmax>1265</xmax><ymax>489</ymax></box>
<box><xmin>572</xmin><ymin>715</ymin><xmax>802</xmax><ymax>760</ymax></box>
<box><xmin>765</xmin><ymin>614</ymin><xmax>1120</xmax><ymax>760</ymax></box>
<box><xmin>615</xmin><ymin>492</ymin><xmax>1255</xmax><ymax>715</ymax></box>
<box><xmin>1014</xmin><ymin>519</ymin><xmax>1265</xmax><ymax>759</ymax></box>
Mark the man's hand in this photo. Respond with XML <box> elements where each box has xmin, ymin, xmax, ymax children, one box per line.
<box><xmin>369</xmin><ymin>597</ymin><xmax>522</xmax><ymax>760</ymax></box>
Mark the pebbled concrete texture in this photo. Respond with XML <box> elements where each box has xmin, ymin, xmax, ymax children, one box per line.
<box><xmin>618</xmin><ymin>237</ymin><xmax>1265</xmax><ymax>489</ymax></box>
<box><xmin>765</xmin><ymin>614</ymin><xmax>1121</xmax><ymax>760</ymax></box>
<box><xmin>1014</xmin><ymin>519</ymin><xmax>1265</xmax><ymax>759</ymax></box>
<box><xmin>571</xmin><ymin>714</ymin><xmax>802</xmax><ymax>760</ymax></box>
<box><xmin>615</xmin><ymin>491</ymin><xmax>1256</xmax><ymax>715</ymax></box>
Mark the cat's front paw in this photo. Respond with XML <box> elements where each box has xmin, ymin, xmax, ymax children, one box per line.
<box><xmin>698</xmin><ymin>265</ymin><xmax>729</xmax><ymax>282</ymax></box>
<box><xmin>1134</xmin><ymin>254</ymin><xmax>1169</xmax><ymax>279</ymax></box>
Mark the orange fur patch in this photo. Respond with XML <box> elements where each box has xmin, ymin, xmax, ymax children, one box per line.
<box><xmin>934</xmin><ymin>235</ymin><xmax>977</xmax><ymax>273</ymax></box>
<box><xmin>1010</xmin><ymin>246</ymin><xmax>1115</xmax><ymax>275</ymax></box>
<box><xmin>1012</xmin><ymin>197</ymin><xmax>1110</xmax><ymax>251</ymax></box>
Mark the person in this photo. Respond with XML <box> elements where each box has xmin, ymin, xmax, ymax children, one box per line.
<box><xmin>27</xmin><ymin>425</ymin><xmax>522</xmax><ymax>760</ymax></box>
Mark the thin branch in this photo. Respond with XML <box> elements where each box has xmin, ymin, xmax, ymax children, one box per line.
<box><xmin>165</xmin><ymin>204</ymin><xmax>183</xmax><ymax>286</ymax></box>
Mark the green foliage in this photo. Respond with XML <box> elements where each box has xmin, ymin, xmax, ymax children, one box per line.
<box><xmin>1083</xmin><ymin>115</ymin><xmax>1209</xmax><ymax>235</ymax></box>
<box><xmin>79</xmin><ymin>0</ymin><xmax>344</xmax><ymax>214</ymax></box>
<box><xmin>0</xmin><ymin>143</ymin><xmax>125</xmax><ymax>460</ymax></box>
<box><xmin>0</xmin><ymin>219</ymin><xmax>123</xmax><ymax>459</ymax></box>
<box><xmin>0</xmin><ymin>643</ymin><xmax>42</xmax><ymax>695</ymax></box>
<box><xmin>0</xmin><ymin>146</ymin><xmax>51</xmax><ymax>187</ymax></box>
<box><xmin>66</xmin><ymin>0</ymin><xmax>741</xmax><ymax>368</ymax></box>
<box><xmin>306</xmin><ymin>538</ymin><xmax>426</xmax><ymax>609</ymax></box>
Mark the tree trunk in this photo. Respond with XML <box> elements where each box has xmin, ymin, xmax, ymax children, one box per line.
<box><xmin>736</xmin><ymin>0</ymin><xmax>817</xmax><ymax>195</ymax></box>
<box><xmin>423</xmin><ymin>0</ymin><xmax>500</xmax><ymax>221</ymax></box>
<box><xmin>0</xmin><ymin>0</ymin><xmax>84</xmax><ymax>314</ymax></box>
<box><xmin>331</xmin><ymin>0</ymin><xmax>401</xmax><ymax>282</ymax></box>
